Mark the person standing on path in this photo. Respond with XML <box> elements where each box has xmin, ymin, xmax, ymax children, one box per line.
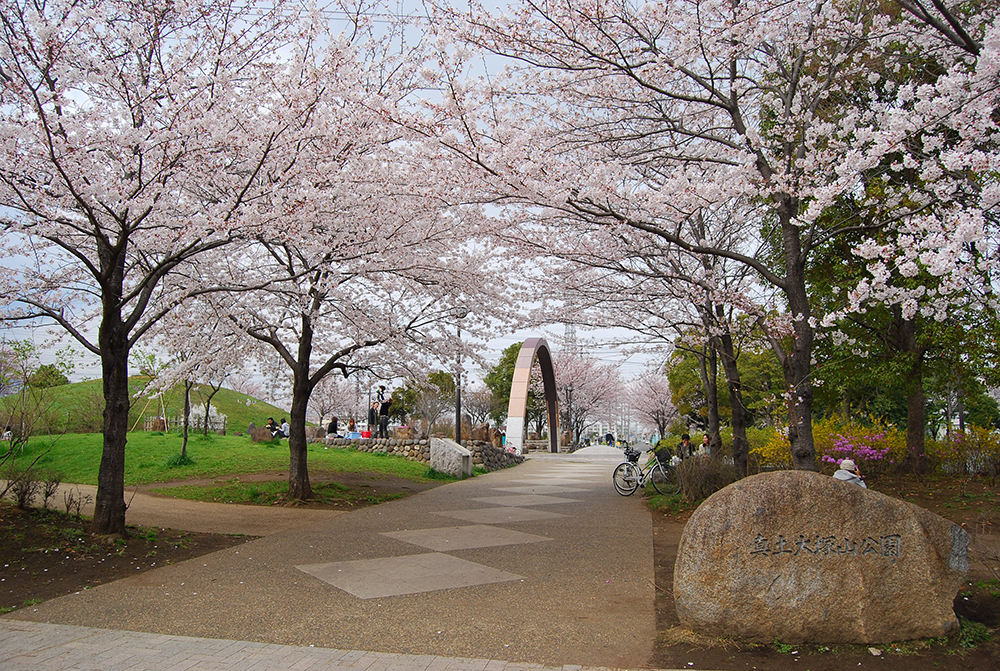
<box><xmin>378</xmin><ymin>393</ymin><xmax>392</xmax><ymax>439</ymax></box>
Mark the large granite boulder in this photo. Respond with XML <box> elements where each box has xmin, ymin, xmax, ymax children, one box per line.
<box><xmin>250</xmin><ymin>427</ymin><xmax>274</xmax><ymax>443</ymax></box>
<box><xmin>674</xmin><ymin>470</ymin><xmax>968</xmax><ymax>644</ymax></box>
<box><xmin>430</xmin><ymin>437</ymin><xmax>472</xmax><ymax>478</ymax></box>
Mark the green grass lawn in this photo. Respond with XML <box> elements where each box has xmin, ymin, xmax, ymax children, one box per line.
<box><xmin>150</xmin><ymin>479</ymin><xmax>411</xmax><ymax>506</ymax></box>
<box><xmin>12</xmin><ymin>432</ymin><xmax>438</xmax><ymax>486</ymax></box>
<box><xmin>1</xmin><ymin>376</ymin><xmax>295</xmax><ymax>435</ymax></box>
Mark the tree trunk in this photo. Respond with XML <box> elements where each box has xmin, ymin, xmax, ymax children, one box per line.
<box><xmin>714</xmin><ymin>318</ymin><xmax>749</xmax><ymax>476</ymax></box>
<box><xmin>287</xmin><ymin>314</ymin><xmax>315</xmax><ymax>500</ymax></box>
<box><xmin>696</xmin><ymin>342</ymin><xmax>720</xmax><ymax>450</ymax></box>
<box><xmin>778</xmin><ymin>196</ymin><xmax>817</xmax><ymax>471</ymax></box>
<box><xmin>181</xmin><ymin>380</ymin><xmax>192</xmax><ymax>459</ymax></box>
<box><xmin>202</xmin><ymin>383</ymin><xmax>222</xmax><ymax>436</ymax></box>
<box><xmin>287</xmin><ymin>372</ymin><xmax>313</xmax><ymax>500</ymax></box>
<box><xmin>898</xmin><ymin>316</ymin><xmax>928</xmax><ymax>473</ymax></box>
<box><xmin>92</xmin><ymin>318</ymin><xmax>129</xmax><ymax>536</ymax></box>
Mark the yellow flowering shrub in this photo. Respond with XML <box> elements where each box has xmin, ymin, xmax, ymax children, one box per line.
<box><xmin>747</xmin><ymin>415</ymin><xmax>906</xmax><ymax>480</ymax></box>
<box><xmin>748</xmin><ymin>426</ymin><xmax>791</xmax><ymax>471</ymax></box>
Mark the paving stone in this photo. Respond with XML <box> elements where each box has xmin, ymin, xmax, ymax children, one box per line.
<box><xmin>296</xmin><ymin>553</ymin><xmax>525</xmax><ymax>598</ymax></box>
<box><xmin>490</xmin><ymin>486</ymin><xmax>590</xmax><ymax>494</ymax></box>
<box><xmin>432</xmin><ymin>507</ymin><xmax>566</xmax><ymax>524</ymax></box>
<box><xmin>469</xmin><ymin>494</ymin><xmax>580</xmax><ymax>507</ymax></box>
<box><xmin>380</xmin><ymin>525</ymin><xmax>551</xmax><ymax>551</ymax></box>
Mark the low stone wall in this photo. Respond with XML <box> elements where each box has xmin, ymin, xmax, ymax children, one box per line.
<box><xmin>476</xmin><ymin>442</ymin><xmax>526</xmax><ymax>470</ymax></box>
<box><xmin>323</xmin><ymin>436</ymin><xmax>524</xmax><ymax>472</ymax></box>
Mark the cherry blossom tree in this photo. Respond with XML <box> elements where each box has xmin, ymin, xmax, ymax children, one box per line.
<box><xmin>629</xmin><ymin>370</ymin><xmax>679</xmax><ymax>442</ymax></box>
<box><xmin>175</xmin><ymin>12</ymin><xmax>509</xmax><ymax>498</ymax></box>
<box><xmin>462</xmin><ymin>383</ymin><xmax>495</xmax><ymax>428</ymax></box>
<box><xmin>523</xmin><ymin>200</ymin><xmax>761</xmax><ymax>470</ymax></box>
<box><xmin>424</xmin><ymin>0</ymin><xmax>999</xmax><ymax>470</ymax></box>
<box><xmin>550</xmin><ymin>350</ymin><xmax>622</xmax><ymax>447</ymax></box>
<box><xmin>190</xmin><ymin>191</ymin><xmax>498</xmax><ymax>498</ymax></box>
<box><xmin>309</xmin><ymin>374</ymin><xmax>357</xmax><ymax>430</ymax></box>
<box><xmin>144</xmin><ymin>302</ymin><xmax>247</xmax><ymax>457</ymax></box>
<box><xmin>0</xmin><ymin>0</ymin><xmax>363</xmax><ymax>533</ymax></box>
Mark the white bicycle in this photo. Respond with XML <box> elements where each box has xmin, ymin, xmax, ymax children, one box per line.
<box><xmin>613</xmin><ymin>446</ymin><xmax>681</xmax><ymax>496</ymax></box>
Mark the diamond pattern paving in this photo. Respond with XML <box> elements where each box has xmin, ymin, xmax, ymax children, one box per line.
<box><xmin>471</xmin><ymin>494</ymin><xmax>580</xmax><ymax>507</ymax></box>
<box><xmin>510</xmin><ymin>478</ymin><xmax>595</xmax><ymax>485</ymax></box>
<box><xmin>297</xmin><ymin>553</ymin><xmax>524</xmax><ymax>599</ymax></box>
<box><xmin>381</xmin><ymin>524</ymin><xmax>551</xmax><ymax>551</ymax></box>
<box><xmin>491</xmin><ymin>485</ymin><xmax>590</xmax><ymax>494</ymax></box>
<box><xmin>433</xmin><ymin>507</ymin><xmax>567</xmax><ymax>524</ymax></box>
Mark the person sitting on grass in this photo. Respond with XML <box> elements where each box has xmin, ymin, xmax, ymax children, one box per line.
<box><xmin>265</xmin><ymin>417</ymin><xmax>279</xmax><ymax>437</ymax></box>
<box><xmin>279</xmin><ymin>418</ymin><xmax>290</xmax><ymax>438</ymax></box>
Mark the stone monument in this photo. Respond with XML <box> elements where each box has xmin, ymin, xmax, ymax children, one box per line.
<box><xmin>430</xmin><ymin>437</ymin><xmax>472</xmax><ymax>478</ymax></box>
<box><xmin>674</xmin><ymin>470</ymin><xmax>968</xmax><ymax>644</ymax></box>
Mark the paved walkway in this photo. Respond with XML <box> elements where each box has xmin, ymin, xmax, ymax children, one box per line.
<box><xmin>2</xmin><ymin>448</ymin><xmax>683</xmax><ymax>671</ymax></box>
<box><xmin>50</xmin><ymin>483</ymin><xmax>347</xmax><ymax>536</ymax></box>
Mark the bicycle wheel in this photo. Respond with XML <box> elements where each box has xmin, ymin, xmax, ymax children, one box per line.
<box><xmin>613</xmin><ymin>462</ymin><xmax>639</xmax><ymax>496</ymax></box>
<box><xmin>649</xmin><ymin>462</ymin><xmax>681</xmax><ymax>496</ymax></box>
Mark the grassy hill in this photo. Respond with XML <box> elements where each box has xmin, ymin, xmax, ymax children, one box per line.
<box><xmin>1</xmin><ymin>377</ymin><xmax>291</xmax><ymax>436</ymax></box>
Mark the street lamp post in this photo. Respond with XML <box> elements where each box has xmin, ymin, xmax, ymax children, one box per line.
<box><xmin>566</xmin><ymin>384</ymin><xmax>574</xmax><ymax>449</ymax></box>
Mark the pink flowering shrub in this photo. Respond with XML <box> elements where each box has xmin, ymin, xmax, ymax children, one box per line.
<box><xmin>820</xmin><ymin>431</ymin><xmax>894</xmax><ymax>482</ymax></box>
<box><xmin>748</xmin><ymin>415</ymin><xmax>908</xmax><ymax>481</ymax></box>
<box><xmin>815</xmin><ymin>415</ymin><xmax>905</xmax><ymax>483</ymax></box>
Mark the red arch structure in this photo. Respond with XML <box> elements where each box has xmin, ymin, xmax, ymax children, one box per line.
<box><xmin>505</xmin><ymin>337</ymin><xmax>559</xmax><ymax>455</ymax></box>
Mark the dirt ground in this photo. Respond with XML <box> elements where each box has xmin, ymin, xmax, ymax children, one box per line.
<box><xmin>3</xmin><ymin>470</ymin><xmax>999</xmax><ymax>670</ymax></box>
<box><xmin>1</xmin><ymin>470</ymin><xmax>440</xmax><ymax>614</ymax></box>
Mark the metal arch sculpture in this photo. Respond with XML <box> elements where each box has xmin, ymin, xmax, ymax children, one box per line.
<box><xmin>505</xmin><ymin>337</ymin><xmax>559</xmax><ymax>455</ymax></box>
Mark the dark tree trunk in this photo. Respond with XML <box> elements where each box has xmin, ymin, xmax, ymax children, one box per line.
<box><xmin>714</xmin><ymin>316</ymin><xmax>749</xmax><ymax>476</ymax></box>
<box><xmin>898</xmin><ymin>316</ymin><xmax>928</xmax><ymax>473</ymax></box>
<box><xmin>287</xmin><ymin>372</ymin><xmax>313</xmax><ymax>500</ymax></box>
<box><xmin>696</xmin><ymin>342</ymin><xmax>720</xmax><ymax>449</ymax></box>
<box><xmin>181</xmin><ymin>380</ymin><xmax>193</xmax><ymax>459</ymax></box>
<box><xmin>777</xmin><ymin>197</ymin><xmax>817</xmax><ymax>471</ymax></box>
<box><xmin>287</xmin><ymin>314</ymin><xmax>315</xmax><ymax>500</ymax></box>
<box><xmin>92</xmin><ymin>280</ymin><xmax>129</xmax><ymax>536</ymax></box>
<box><xmin>202</xmin><ymin>383</ymin><xmax>223</xmax><ymax>436</ymax></box>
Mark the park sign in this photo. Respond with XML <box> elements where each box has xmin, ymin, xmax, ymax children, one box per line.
<box><xmin>674</xmin><ymin>470</ymin><xmax>968</xmax><ymax>644</ymax></box>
